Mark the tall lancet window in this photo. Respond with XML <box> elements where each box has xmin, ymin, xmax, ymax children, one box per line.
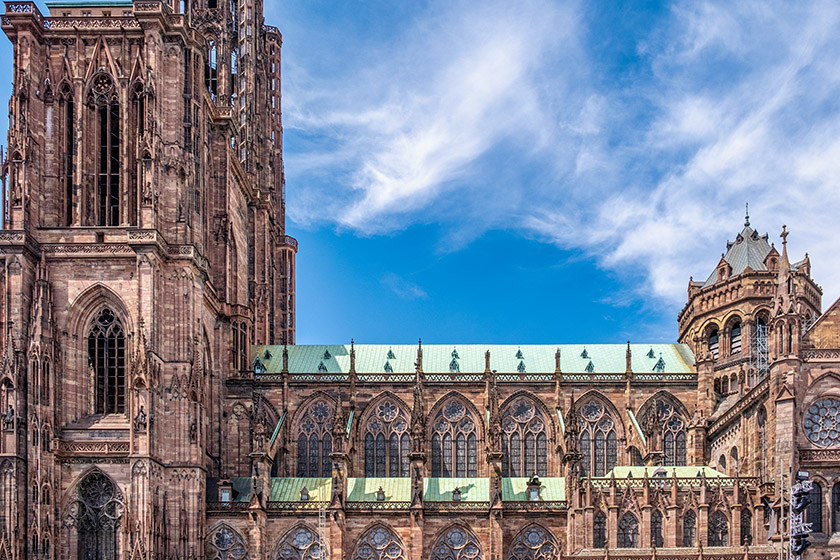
<box><xmin>88</xmin><ymin>308</ymin><xmax>126</xmax><ymax>414</ymax></box>
<box><xmin>578</xmin><ymin>398</ymin><xmax>618</xmax><ymax>477</ymax></box>
<box><xmin>59</xmin><ymin>83</ymin><xmax>75</xmax><ymax>225</ymax></box>
<box><xmin>431</xmin><ymin>398</ymin><xmax>478</xmax><ymax>477</ymax></box>
<box><xmin>88</xmin><ymin>73</ymin><xmax>120</xmax><ymax>226</ymax></box>
<box><xmin>65</xmin><ymin>471</ymin><xmax>124</xmax><ymax>560</ymax></box>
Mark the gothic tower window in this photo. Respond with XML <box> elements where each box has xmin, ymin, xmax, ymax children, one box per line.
<box><xmin>295</xmin><ymin>399</ymin><xmax>333</xmax><ymax>477</ymax></box>
<box><xmin>206</xmin><ymin>40</ymin><xmax>219</xmax><ymax>100</ymax></box>
<box><xmin>708</xmin><ymin>327</ymin><xmax>719</xmax><ymax>359</ymax></box>
<box><xmin>88</xmin><ymin>308</ymin><xmax>126</xmax><ymax>414</ymax></box>
<box><xmin>506</xmin><ymin>525</ymin><xmax>558</xmax><ymax>560</ymax></box>
<box><xmin>207</xmin><ymin>523</ymin><xmax>249</xmax><ymax>560</ymax></box>
<box><xmin>431</xmin><ymin>526</ymin><xmax>482</xmax><ymax>560</ymax></box>
<box><xmin>593</xmin><ymin>512</ymin><xmax>606</xmax><ymax>548</ymax></box>
<box><xmin>431</xmin><ymin>398</ymin><xmax>478</xmax><ymax>477</ymax></box>
<box><xmin>707</xmin><ymin>511</ymin><xmax>729</xmax><ymax>547</ymax></box>
<box><xmin>64</xmin><ymin>470</ymin><xmax>124</xmax><ymax>560</ymax></box>
<box><xmin>683</xmin><ymin>509</ymin><xmax>696</xmax><ymax>546</ymax></box>
<box><xmin>59</xmin><ymin>83</ymin><xmax>75</xmax><ymax>225</ymax></box>
<box><xmin>501</xmin><ymin>396</ymin><xmax>548</xmax><ymax>477</ymax></box>
<box><xmin>363</xmin><ymin>398</ymin><xmax>410</xmax><ymax>477</ymax></box>
<box><xmin>41</xmin><ymin>360</ymin><xmax>50</xmax><ymax>405</ymax></box>
<box><xmin>617</xmin><ymin>513</ymin><xmax>639</xmax><ymax>548</ymax></box>
<box><xmin>577</xmin><ymin>398</ymin><xmax>618</xmax><ymax>477</ymax></box>
<box><xmin>730</xmin><ymin>319</ymin><xmax>742</xmax><ymax>354</ymax></box>
<box><xmin>650</xmin><ymin>510</ymin><xmax>663</xmax><ymax>548</ymax></box>
<box><xmin>832</xmin><ymin>483</ymin><xmax>840</xmax><ymax>533</ymax></box>
<box><xmin>641</xmin><ymin>397</ymin><xmax>687</xmax><ymax>466</ymax></box>
<box><xmin>273</xmin><ymin>525</ymin><xmax>322</xmax><ymax>560</ymax></box>
<box><xmin>351</xmin><ymin>524</ymin><xmax>406</xmax><ymax>560</ymax></box>
<box><xmin>88</xmin><ymin>73</ymin><xmax>120</xmax><ymax>227</ymax></box>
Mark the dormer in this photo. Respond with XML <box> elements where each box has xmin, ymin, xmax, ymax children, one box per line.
<box><xmin>715</xmin><ymin>255</ymin><xmax>731</xmax><ymax>283</ymax></box>
<box><xmin>764</xmin><ymin>244</ymin><xmax>780</xmax><ymax>273</ymax></box>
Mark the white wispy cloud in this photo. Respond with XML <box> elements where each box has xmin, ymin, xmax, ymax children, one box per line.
<box><xmin>380</xmin><ymin>273</ymin><xmax>427</xmax><ymax>301</ymax></box>
<box><xmin>279</xmin><ymin>0</ymin><xmax>840</xmax><ymax>309</ymax></box>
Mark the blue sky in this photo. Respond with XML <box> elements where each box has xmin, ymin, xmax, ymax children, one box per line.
<box><xmin>4</xmin><ymin>1</ymin><xmax>840</xmax><ymax>344</ymax></box>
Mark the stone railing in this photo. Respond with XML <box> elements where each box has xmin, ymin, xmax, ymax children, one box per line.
<box><xmin>43</xmin><ymin>17</ymin><xmax>140</xmax><ymax>30</ymax></box>
<box><xmin>255</xmin><ymin>371</ymin><xmax>696</xmax><ymax>383</ymax></box>
<box><xmin>502</xmin><ymin>500</ymin><xmax>567</xmax><ymax>511</ymax></box>
<box><xmin>588</xmin><ymin>476</ymin><xmax>758</xmax><ymax>490</ymax></box>
<box><xmin>571</xmin><ymin>547</ymin><xmax>778</xmax><ymax>560</ymax></box>
<box><xmin>56</xmin><ymin>440</ymin><xmax>130</xmax><ymax>456</ymax></box>
<box><xmin>345</xmin><ymin>501</ymin><xmax>410</xmax><ymax>511</ymax></box>
<box><xmin>206</xmin><ymin>501</ymin><xmax>249</xmax><ymax>513</ymax></box>
<box><xmin>267</xmin><ymin>500</ymin><xmax>328</xmax><ymax>511</ymax></box>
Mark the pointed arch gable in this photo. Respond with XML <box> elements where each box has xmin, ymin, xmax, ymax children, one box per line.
<box><xmin>68</xmin><ymin>283</ymin><xmax>134</xmax><ymax>338</ymax></box>
<box><xmin>427</xmin><ymin>390</ymin><xmax>486</xmax><ymax>440</ymax></box>
<box><xmin>430</xmin><ymin>523</ymin><xmax>483</xmax><ymax>560</ymax></box>
<box><xmin>500</xmin><ymin>390</ymin><xmax>557</xmax><ymax>438</ymax></box>
<box><xmin>350</xmin><ymin>522</ymin><xmax>407</xmax><ymax>560</ymax></box>
<box><xmin>290</xmin><ymin>391</ymin><xmax>338</xmax><ymax>433</ymax></box>
<box><xmin>638</xmin><ymin>391</ymin><xmax>689</xmax><ymax>419</ymax></box>
<box><xmin>575</xmin><ymin>390</ymin><xmax>626</xmax><ymax>438</ymax></box>
<box><xmin>805</xmin><ymin>371</ymin><xmax>840</xmax><ymax>395</ymax></box>
<box><xmin>60</xmin><ymin>466</ymin><xmax>124</xmax><ymax>509</ymax></box>
<box><xmin>206</xmin><ymin>522</ymin><xmax>249</xmax><ymax>560</ymax></box>
<box><xmin>272</xmin><ymin>522</ymin><xmax>325</xmax><ymax>560</ymax></box>
<box><xmin>506</xmin><ymin>523</ymin><xmax>559</xmax><ymax>560</ymax></box>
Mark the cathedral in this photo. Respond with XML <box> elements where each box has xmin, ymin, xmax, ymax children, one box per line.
<box><xmin>0</xmin><ymin>1</ymin><xmax>839</xmax><ymax>560</ymax></box>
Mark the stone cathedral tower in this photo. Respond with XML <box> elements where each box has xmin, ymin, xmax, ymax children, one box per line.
<box><xmin>0</xmin><ymin>1</ymin><xmax>295</xmax><ymax>558</ymax></box>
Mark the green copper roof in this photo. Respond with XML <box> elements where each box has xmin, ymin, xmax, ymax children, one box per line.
<box><xmin>502</xmin><ymin>477</ymin><xmax>565</xmax><ymax>501</ymax></box>
<box><xmin>346</xmin><ymin>478</ymin><xmax>410</xmax><ymax>502</ymax></box>
<box><xmin>424</xmin><ymin>477</ymin><xmax>489</xmax><ymax>502</ymax></box>
<box><xmin>605</xmin><ymin>466</ymin><xmax>727</xmax><ymax>479</ymax></box>
<box><xmin>253</xmin><ymin>344</ymin><xmax>695</xmax><ymax>375</ymax></box>
<box><xmin>270</xmin><ymin>477</ymin><xmax>331</xmax><ymax>502</ymax></box>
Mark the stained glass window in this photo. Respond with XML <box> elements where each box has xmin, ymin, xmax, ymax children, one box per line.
<box><xmin>295</xmin><ymin>400</ymin><xmax>334</xmax><ymax>477</ymax></box>
<box><xmin>651</xmin><ymin>511</ymin><xmax>663</xmax><ymax>548</ymax></box>
<box><xmin>707</xmin><ymin>511</ymin><xmax>728</xmax><ymax>547</ymax></box>
<box><xmin>506</xmin><ymin>525</ymin><xmax>558</xmax><ymax>560</ymax></box>
<box><xmin>593</xmin><ymin>512</ymin><xmax>606</xmax><ymax>548</ymax></box>
<box><xmin>274</xmin><ymin>525</ymin><xmax>323</xmax><ymax>560</ymax></box>
<box><xmin>804</xmin><ymin>398</ymin><xmax>840</xmax><ymax>448</ymax></box>
<box><xmin>352</xmin><ymin>525</ymin><xmax>405</xmax><ymax>560</ymax></box>
<box><xmin>683</xmin><ymin>510</ymin><xmax>696</xmax><ymax>547</ymax></box>
<box><xmin>740</xmin><ymin>509</ymin><xmax>752</xmax><ymax>545</ymax></box>
<box><xmin>207</xmin><ymin>524</ymin><xmax>249</xmax><ymax>560</ymax></box>
<box><xmin>617</xmin><ymin>513</ymin><xmax>639</xmax><ymax>548</ymax></box>
<box><xmin>806</xmin><ymin>482</ymin><xmax>823</xmax><ymax>533</ymax></box>
<box><xmin>501</xmin><ymin>397</ymin><xmax>549</xmax><ymax>477</ymax></box>
<box><xmin>431</xmin><ymin>526</ymin><xmax>482</xmax><ymax>560</ymax></box>
<box><xmin>642</xmin><ymin>398</ymin><xmax>687</xmax><ymax>466</ymax></box>
<box><xmin>64</xmin><ymin>470</ymin><xmax>124</xmax><ymax>560</ymax></box>
<box><xmin>431</xmin><ymin>399</ymin><xmax>478</xmax><ymax>477</ymax></box>
<box><xmin>578</xmin><ymin>399</ymin><xmax>618</xmax><ymax>477</ymax></box>
<box><xmin>364</xmin><ymin>398</ymin><xmax>410</xmax><ymax>477</ymax></box>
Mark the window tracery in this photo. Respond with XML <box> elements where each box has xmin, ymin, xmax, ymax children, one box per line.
<box><xmin>683</xmin><ymin>510</ymin><xmax>696</xmax><ymax>547</ymax></box>
<box><xmin>88</xmin><ymin>308</ymin><xmax>126</xmax><ymax>415</ymax></box>
<box><xmin>64</xmin><ymin>470</ymin><xmax>124</xmax><ymax>560</ymax></box>
<box><xmin>351</xmin><ymin>525</ymin><xmax>405</xmax><ymax>560</ymax></box>
<box><xmin>207</xmin><ymin>524</ymin><xmax>249</xmax><ymax>560</ymax></box>
<box><xmin>431</xmin><ymin>526</ymin><xmax>482</xmax><ymax>560</ymax></box>
<box><xmin>641</xmin><ymin>398</ymin><xmax>687</xmax><ymax>466</ymax></box>
<box><xmin>650</xmin><ymin>511</ymin><xmax>663</xmax><ymax>548</ymax></box>
<box><xmin>593</xmin><ymin>512</ymin><xmax>606</xmax><ymax>548</ymax></box>
<box><xmin>274</xmin><ymin>526</ymin><xmax>323</xmax><ymax>560</ymax></box>
<box><xmin>804</xmin><ymin>398</ymin><xmax>840</xmax><ymax>447</ymax></box>
<box><xmin>363</xmin><ymin>398</ymin><xmax>410</xmax><ymax>477</ymax></box>
<box><xmin>707</xmin><ymin>511</ymin><xmax>728</xmax><ymax>547</ymax></box>
<box><xmin>617</xmin><ymin>513</ymin><xmax>639</xmax><ymax>548</ymax></box>
<box><xmin>296</xmin><ymin>400</ymin><xmax>334</xmax><ymax>477</ymax></box>
<box><xmin>431</xmin><ymin>398</ymin><xmax>478</xmax><ymax>477</ymax></box>
<box><xmin>740</xmin><ymin>509</ymin><xmax>752</xmax><ymax>545</ymax></box>
<box><xmin>501</xmin><ymin>397</ymin><xmax>548</xmax><ymax>477</ymax></box>
<box><xmin>577</xmin><ymin>398</ymin><xmax>617</xmax><ymax>477</ymax></box>
<box><xmin>507</xmin><ymin>525</ymin><xmax>557</xmax><ymax>560</ymax></box>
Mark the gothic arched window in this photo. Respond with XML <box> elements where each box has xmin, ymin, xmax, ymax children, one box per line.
<box><xmin>431</xmin><ymin>398</ymin><xmax>478</xmax><ymax>477</ymax></box>
<box><xmin>806</xmin><ymin>482</ymin><xmax>823</xmax><ymax>533</ymax></box>
<box><xmin>730</xmin><ymin>320</ymin><xmax>742</xmax><ymax>354</ymax></box>
<box><xmin>274</xmin><ymin>525</ymin><xmax>323</xmax><ymax>560</ymax></box>
<box><xmin>804</xmin><ymin>398</ymin><xmax>840</xmax><ymax>448</ymax></box>
<box><xmin>41</xmin><ymin>360</ymin><xmax>50</xmax><ymax>405</ymax></box>
<box><xmin>578</xmin><ymin>398</ymin><xmax>618</xmax><ymax>477</ymax></box>
<box><xmin>708</xmin><ymin>327</ymin><xmax>719</xmax><ymax>360</ymax></box>
<box><xmin>683</xmin><ymin>510</ymin><xmax>696</xmax><ymax>546</ymax></box>
<box><xmin>651</xmin><ymin>510</ymin><xmax>663</xmax><ymax>548</ymax></box>
<box><xmin>88</xmin><ymin>73</ymin><xmax>121</xmax><ymax>226</ymax></box>
<box><xmin>363</xmin><ymin>399</ymin><xmax>410</xmax><ymax>477</ymax></box>
<box><xmin>431</xmin><ymin>526</ymin><xmax>482</xmax><ymax>560</ymax></box>
<box><xmin>593</xmin><ymin>512</ymin><xmax>606</xmax><ymax>548</ymax></box>
<box><xmin>832</xmin><ymin>483</ymin><xmax>840</xmax><ymax>534</ymax></box>
<box><xmin>207</xmin><ymin>523</ymin><xmax>249</xmax><ymax>560</ymax></box>
<box><xmin>351</xmin><ymin>524</ymin><xmax>405</xmax><ymax>560</ymax></box>
<box><xmin>59</xmin><ymin>83</ymin><xmax>75</xmax><ymax>225</ymax></box>
<box><xmin>740</xmin><ymin>509</ymin><xmax>752</xmax><ymax>545</ymax></box>
<box><xmin>501</xmin><ymin>397</ymin><xmax>548</xmax><ymax>477</ymax></box>
<box><xmin>295</xmin><ymin>400</ymin><xmax>333</xmax><ymax>477</ymax></box>
<box><xmin>88</xmin><ymin>309</ymin><xmax>126</xmax><ymax>415</ymax></box>
<box><xmin>64</xmin><ymin>470</ymin><xmax>124</xmax><ymax>560</ymax></box>
<box><xmin>707</xmin><ymin>511</ymin><xmax>728</xmax><ymax>547</ymax></box>
<box><xmin>617</xmin><ymin>513</ymin><xmax>639</xmax><ymax>548</ymax></box>
<box><xmin>642</xmin><ymin>398</ymin><xmax>687</xmax><ymax>466</ymax></box>
<box><xmin>507</xmin><ymin>525</ymin><xmax>558</xmax><ymax>560</ymax></box>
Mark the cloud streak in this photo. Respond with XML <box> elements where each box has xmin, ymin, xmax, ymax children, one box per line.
<box><xmin>279</xmin><ymin>0</ymin><xmax>840</xmax><ymax>310</ymax></box>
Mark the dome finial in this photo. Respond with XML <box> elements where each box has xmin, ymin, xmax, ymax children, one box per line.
<box><xmin>744</xmin><ymin>202</ymin><xmax>750</xmax><ymax>227</ymax></box>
